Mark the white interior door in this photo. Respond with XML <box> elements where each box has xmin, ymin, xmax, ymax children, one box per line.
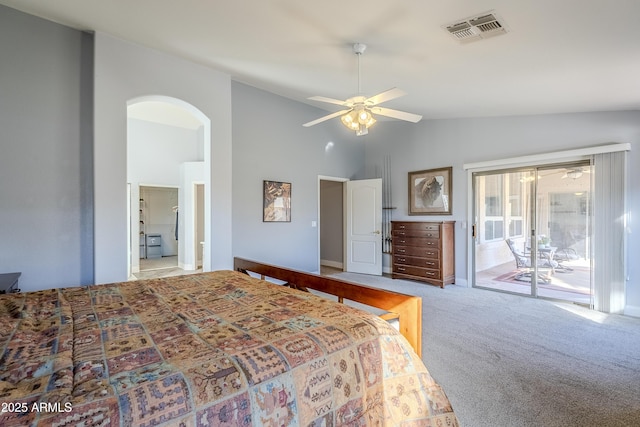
<box><xmin>345</xmin><ymin>178</ymin><xmax>382</xmax><ymax>275</ymax></box>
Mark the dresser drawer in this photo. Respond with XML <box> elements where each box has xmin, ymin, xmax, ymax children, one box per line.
<box><xmin>393</xmin><ymin>228</ymin><xmax>440</xmax><ymax>239</ymax></box>
<box><xmin>393</xmin><ymin>245</ymin><xmax>440</xmax><ymax>259</ymax></box>
<box><xmin>393</xmin><ymin>222</ymin><xmax>441</xmax><ymax>232</ymax></box>
<box><xmin>393</xmin><ymin>236</ymin><xmax>440</xmax><ymax>248</ymax></box>
<box><xmin>394</xmin><ymin>255</ymin><xmax>439</xmax><ymax>269</ymax></box>
<box><xmin>393</xmin><ymin>264</ymin><xmax>442</xmax><ymax>280</ymax></box>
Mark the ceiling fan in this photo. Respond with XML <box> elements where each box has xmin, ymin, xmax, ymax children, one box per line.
<box><xmin>303</xmin><ymin>43</ymin><xmax>422</xmax><ymax>136</ymax></box>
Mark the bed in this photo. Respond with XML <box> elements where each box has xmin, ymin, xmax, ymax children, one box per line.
<box><xmin>0</xmin><ymin>258</ymin><xmax>458</xmax><ymax>426</ymax></box>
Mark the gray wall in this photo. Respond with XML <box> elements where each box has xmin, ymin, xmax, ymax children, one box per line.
<box><xmin>232</xmin><ymin>82</ymin><xmax>364</xmax><ymax>272</ymax></box>
<box><xmin>94</xmin><ymin>32</ymin><xmax>233</xmax><ymax>283</ymax></box>
<box><xmin>363</xmin><ymin>111</ymin><xmax>640</xmax><ymax>313</ymax></box>
<box><xmin>0</xmin><ymin>5</ymin><xmax>93</xmax><ymax>291</ymax></box>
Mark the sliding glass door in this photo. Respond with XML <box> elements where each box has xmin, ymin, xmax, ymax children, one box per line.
<box><xmin>472</xmin><ymin>162</ymin><xmax>593</xmax><ymax>305</ymax></box>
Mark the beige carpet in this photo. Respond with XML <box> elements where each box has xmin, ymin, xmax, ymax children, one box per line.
<box><xmin>329</xmin><ymin>271</ymin><xmax>640</xmax><ymax>427</ymax></box>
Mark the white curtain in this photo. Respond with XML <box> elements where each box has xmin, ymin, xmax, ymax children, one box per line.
<box><xmin>593</xmin><ymin>151</ymin><xmax>627</xmax><ymax>313</ymax></box>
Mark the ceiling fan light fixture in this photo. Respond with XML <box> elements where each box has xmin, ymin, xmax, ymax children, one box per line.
<box><xmin>356</xmin><ymin>123</ymin><xmax>369</xmax><ymax>136</ymax></box>
<box><xmin>341</xmin><ymin>107</ymin><xmax>376</xmax><ymax>134</ymax></box>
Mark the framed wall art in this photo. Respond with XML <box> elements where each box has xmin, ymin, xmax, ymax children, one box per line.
<box><xmin>408</xmin><ymin>167</ymin><xmax>452</xmax><ymax>215</ymax></box>
<box><xmin>263</xmin><ymin>180</ymin><xmax>291</xmax><ymax>222</ymax></box>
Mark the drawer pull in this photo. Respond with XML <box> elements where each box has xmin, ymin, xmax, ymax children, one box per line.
<box><xmin>397</xmin><ymin>248</ymin><xmax>406</xmax><ymax>253</ymax></box>
<box><xmin>398</xmin><ymin>267</ymin><xmax>406</xmax><ymax>272</ymax></box>
<box><xmin>397</xmin><ymin>232</ymin><xmax>406</xmax><ymax>236</ymax></box>
<box><xmin>426</xmin><ymin>242</ymin><xmax>434</xmax><ymax>246</ymax></box>
<box><xmin>425</xmin><ymin>271</ymin><xmax>435</xmax><ymax>277</ymax></box>
<box><xmin>399</xmin><ymin>239</ymin><xmax>406</xmax><ymax>243</ymax></box>
<box><xmin>399</xmin><ymin>258</ymin><xmax>406</xmax><ymax>262</ymax></box>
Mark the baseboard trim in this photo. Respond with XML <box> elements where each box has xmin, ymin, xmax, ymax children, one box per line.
<box><xmin>321</xmin><ymin>259</ymin><xmax>343</xmax><ymax>269</ymax></box>
<box><xmin>180</xmin><ymin>262</ymin><xmax>196</xmax><ymax>271</ymax></box>
<box><xmin>455</xmin><ymin>277</ymin><xmax>469</xmax><ymax>287</ymax></box>
<box><xmin>624</xmin><ymin>305</ymin><xmax>640</xmax><ymax>318</ymax></box>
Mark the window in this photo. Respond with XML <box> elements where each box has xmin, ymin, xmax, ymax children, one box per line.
<box><xmin>508</xmin><ymin>173</ymin><xmax>524</xmax><ymax>238</ymax></box>
<box><xmin>479</xmin><ymin>172</ymin><xmax>527</xmax><ymax>242</ymax></box>
<box><xmin>483</xmin><ymin>175</ymin><xmax>504</xmax><ymax>241</ymax></box>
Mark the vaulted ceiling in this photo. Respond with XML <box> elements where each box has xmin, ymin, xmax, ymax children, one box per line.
<box><xmin>3</xmin><ymin>0</ymin><xmax>639</xmax><ymax>121</ymax></box>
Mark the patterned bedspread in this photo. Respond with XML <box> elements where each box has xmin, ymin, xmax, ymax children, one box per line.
<box><xmin>0</xmin><ymin>270</ymin><xmax>458</xmax><ymax>426</ymax></box>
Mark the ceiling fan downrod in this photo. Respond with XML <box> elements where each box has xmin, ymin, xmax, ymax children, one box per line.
<box><xmin>353</xmin><ymin>43</ymin><xmax>366</xmax><ymax>95</ymax></box>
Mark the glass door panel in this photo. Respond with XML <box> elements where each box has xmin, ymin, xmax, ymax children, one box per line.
<box><xmin>473</xmin><ymin>169</ymin><xmax>535</xmax><ymax>296</ymax></box>
<box><xmin>535</xmin><ymin>165</ymin><xmax>593</xmax><ymax>304</ymax></box>
<box><xmin>473</xmin><ymin>163</ymin><xmax>593</xmax><ymax>305</ymax></box>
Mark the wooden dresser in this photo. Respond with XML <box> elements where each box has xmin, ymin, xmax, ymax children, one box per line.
<box><xmin>391</xmin><ymin>221</ymin><xmax>455</xmax><ymax>288</ymax></box>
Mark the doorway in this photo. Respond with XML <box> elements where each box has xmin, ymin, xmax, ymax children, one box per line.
<box><xmin>318</xmin><ymin>177</ymin><xmax>383</xmax><ymax>276</ymax></box>
<box><xmin>138</xmin><ymin>186</ymin><xmax>179</xmax><ymax>272</ymax></box>
<box><xmin>472</xmin><ymin>162</ymin><xmax>593</xmax><ymax>305</ymax></box>
<box><xmin>194</xmin><ymin>183</ymin><xmax>205</xmax><ymax>269</ymax></box>
<box><xmin>319</xmin><ymin>178</ymin><xmax>346</xmax><ymax>274</ymax></box>
<box><xmin>126</xmin><ymin>96</ymin><xmax>208</xmax><ymax>279</ymax></box>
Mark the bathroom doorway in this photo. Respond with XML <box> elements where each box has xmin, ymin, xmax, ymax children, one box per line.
<box><xmin>138</xmin><ymin>186</ymin><xmax>179</xmax><ymax>272</ymax></box>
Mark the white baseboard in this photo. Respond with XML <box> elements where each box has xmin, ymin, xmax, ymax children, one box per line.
<box><xmin>624</xmin><ymin>305</ymin><xmax>640</xmax><ymax>318</ymax></box>
<box><xmin>455</xmin><ymin>277</ymin><xmax>469</xmax><ymax>287</ymax></box>
<box><xmin>321</xmin><ymin>259</ymin><xmax>343</xmax><ymax>269</ymax></box>
<box><xmin>179</xmin><ymin>262</ymin><xmax>196</xmax><ymax>271</ymax></box>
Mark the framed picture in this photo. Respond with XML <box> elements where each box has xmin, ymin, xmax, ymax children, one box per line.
<box><xmin>263</xmin><ymin>180</ymin><xmax>291</xmax><ymax>222</ymax></box>
<box><xmin>408</xmin><ymin>167</ymin><xmax>452</xmax><ymax>215</ymax></box>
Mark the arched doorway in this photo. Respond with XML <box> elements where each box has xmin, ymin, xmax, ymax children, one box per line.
<box><xmin>126</xmin><ymin>96</ymin><xmax>211</xmax><ymax>279</ymax></box>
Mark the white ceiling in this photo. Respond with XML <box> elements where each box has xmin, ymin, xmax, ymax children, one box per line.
<box><xmin>4</xmin><ymin>0</ymin><xmax>640</xmax><ymax>122</ymax></box>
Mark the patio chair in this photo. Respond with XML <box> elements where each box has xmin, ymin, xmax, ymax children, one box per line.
<box><xmin>505</xmin><ymin>239</ymin><xmax>558</xmax><ymax>283</ymax></box>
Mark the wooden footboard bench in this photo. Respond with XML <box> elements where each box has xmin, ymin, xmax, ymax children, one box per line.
<box><xmin>234</xmin><ymin>257</ymin><xmax>423</xmax><ymax>357</ymax></box>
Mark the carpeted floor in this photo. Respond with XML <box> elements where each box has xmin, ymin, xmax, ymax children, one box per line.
<box><xmin>329</xmin><ymin>271</ymin><xmax>640</xmax><ymax>427</ymax></box>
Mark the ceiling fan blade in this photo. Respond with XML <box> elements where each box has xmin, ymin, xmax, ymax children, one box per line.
<box><xmin>366</xmin><ymin>88</ymin><xmax>406</xmax><ymax>106</ymax></box>
<box><xmin>303</xmin><ymin>109</ymin><xmax>352</xmax><ymax>127</ymax></box>
<box><xmin>308</xmin><ymin>96</ymin><xmax>348</xmax><ymax>106</ymax></box>
<box><xmin>371</xmin><ymin>106</ymin><xmax>422</xmax><ymax>123</ymax></box>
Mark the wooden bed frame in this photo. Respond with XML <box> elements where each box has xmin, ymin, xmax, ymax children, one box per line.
<box><xmin>234</xmin><ymin>257</ymin><xmax>423</xmax><ymax>357</ymax></box>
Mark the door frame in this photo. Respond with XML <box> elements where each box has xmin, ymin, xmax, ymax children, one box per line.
<box><xmin>463</xmin><ymin>144</ymin><xmax>625</xmax><ymax>287</ymax></box>
<box><xmin>470</xmin><ymin>167</ymin><xmax>539</xmax><ymax>296</ymax></box>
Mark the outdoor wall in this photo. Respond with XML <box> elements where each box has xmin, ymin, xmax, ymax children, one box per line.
<box><xmin>363</xmin><ymin>111</ymin><xmax>640</xmax><ymax>314</ymax></box>
<box><xmin>0</xmin><ymin>5</ymin><xmax>93</xmax><ymax>291</ymax></box>
<box><xmin>231</xmin><ymin>82</ymin><xmax>364</xmax><ymax>272</ymax></box>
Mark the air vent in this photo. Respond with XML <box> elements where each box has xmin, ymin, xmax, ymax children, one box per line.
<box><xmin>444</xmin><ymin>11</ymin><xmax>507</xmax><ymax>43</ymax></box>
